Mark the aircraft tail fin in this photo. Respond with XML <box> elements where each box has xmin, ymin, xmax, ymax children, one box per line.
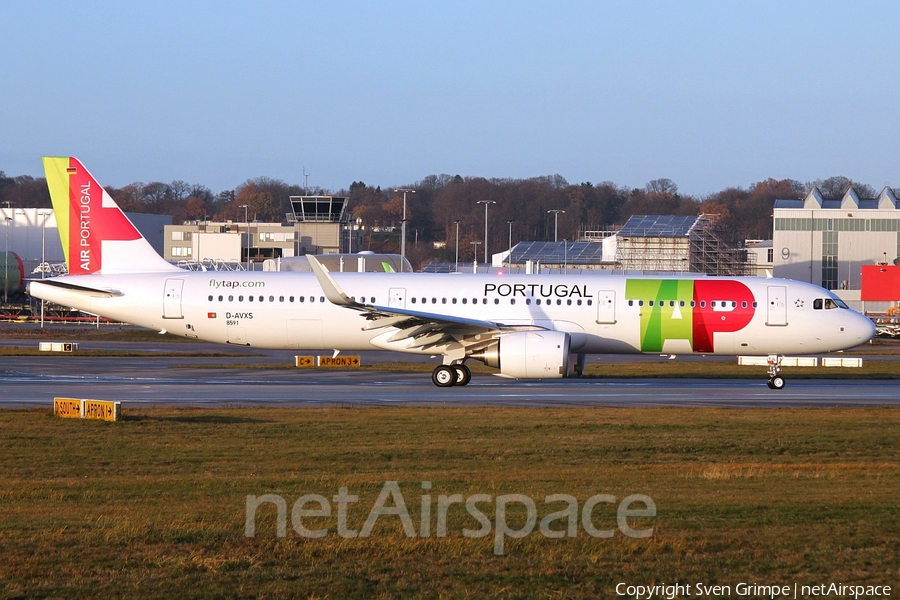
<box><xmin>42</xmin><ymin>157</ymin><xmax>179</xmax><ymax>275</ymax></box>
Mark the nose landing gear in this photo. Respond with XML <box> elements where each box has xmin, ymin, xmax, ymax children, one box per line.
<box><xmin>766</xmin><ymin>355</ymin><xmax>786</xmax><ymax>390</ymax></box>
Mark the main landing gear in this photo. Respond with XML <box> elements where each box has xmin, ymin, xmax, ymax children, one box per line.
<box><xmin>766</xmin><ymin>355</ymin><xmax>785</xmax><ymax>390</ymax></box>
<box><xmin>432</xmin><ymin>363</ymin><xmax>472</xmax><ymax>387</ymax></box>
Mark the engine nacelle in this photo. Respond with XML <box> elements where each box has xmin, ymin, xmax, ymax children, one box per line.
<box><xmin>473</xmin><ymin>331</ymin><xmax>571</xmax><ymax>379</ymax></box>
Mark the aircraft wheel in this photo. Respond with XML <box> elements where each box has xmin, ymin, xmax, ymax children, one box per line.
<box><xmin>432</xmin><ymin>365</ymin><xmax>457</xmax><ymax>387</ymax></box>
<box><xmin>768</xmin><ymin>376</ymin><xmax>786</xmax><ymax>390</ymax></box>
<box><xmin>453</xmin><ymin>364</ymin><xmax>472</xmax><ymax>386</ymax></box>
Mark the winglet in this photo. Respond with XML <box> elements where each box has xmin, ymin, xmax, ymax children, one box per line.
<box><xmin>306</xmin><ymin>255</ymin><xmax>361</xmax><ymax>307</ymax></box>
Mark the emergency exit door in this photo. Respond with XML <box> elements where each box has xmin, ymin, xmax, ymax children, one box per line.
<box><xmin>163</xmin><ymin>278</ymin><xmax>184</xmax><ymax>319</ymax></box>
<box><xmin>596</xmin><ymin>290</ymin><xmax>616</xmax><ymax>324</ymax></box>
<box><xmin>766</xmin><ymin>285</ymin><xmax>787</xmax><ymax>326</ymax></box>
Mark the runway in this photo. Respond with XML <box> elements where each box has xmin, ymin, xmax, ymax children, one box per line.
<box><xmin>1</xmin><ymin>340</ymin><xmax>897</xmax><ymax>408</ymax></box>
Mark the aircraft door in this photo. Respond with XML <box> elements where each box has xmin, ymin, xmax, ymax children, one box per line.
<box><xmin>766</xmin><ymin>285</ymin><xmax>787</xmax><ymax>326</ymax></box>
<box><xmin>596</xmin><ymin>290</ymin><xmax>616</xmax><ymax>324</ymax></box>
<box><xmin>163</xmin><ymin>279</ymin><xmax>184</xmax><ymax>319</ymax></box>
<box><xmin>389</xmin><ymin>288</ymin><xmax>406</xmax><ymax>309</ymax></box>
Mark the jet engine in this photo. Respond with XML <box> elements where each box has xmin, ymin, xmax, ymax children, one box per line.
<box><xmin>471</xmin><ymin>330</ymin><xmax>571</xmax><ymax>379</ymax></box>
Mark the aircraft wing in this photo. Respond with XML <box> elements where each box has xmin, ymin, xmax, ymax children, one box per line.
<box><xmin>307</xmin><ymin>256</ymin><xmax>542</xmax><ymax>351</ymax></box>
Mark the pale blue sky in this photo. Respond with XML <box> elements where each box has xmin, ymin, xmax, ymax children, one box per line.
<box><xmin>3</xmin><ymin>1</ymin><xmax>899</xmax><ymax>196</ymax></box>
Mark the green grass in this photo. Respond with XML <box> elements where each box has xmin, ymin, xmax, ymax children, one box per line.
<box><xmin>1</xmin><ymin>407</ymin><xmax>897</xmax><ymax>598</ymax></box>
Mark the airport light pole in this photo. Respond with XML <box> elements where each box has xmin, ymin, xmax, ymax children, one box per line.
<box><xmin>477</xmin><ymin>200</ymin><xmax>496</xmax><ymax>265</ymax></box>
<box><xmin>239</xmin><ymin>204</ymin><xmax>249</xmax><ymax>269</ymax></box>
<box><xmin>507</xmin><ymin>220</ymin><xmax>515</xmax><ymax>268</ymax></box>
<box><xmin>38</xmin><ymin>210</ymin><xmax>52</xmax><ymax>328</ymax></box>
<box><xmin>470</xmin><ymin>241</ymin><xmax>481</xmax><ymax>270</ymax></box>
<box><xmin>454</xmin><ymin>220</ymin><xmax>460</xmax><ymax>273</ymax></box>
<box><xmin>4</xmin><ymin>216</ymin><xmax>10</xmax><ymax>304</ymax></box>
<box><xmin>548</xmin><ymin>209</ymin><xmax>565</xmax><ymax>242</ymax></box>
<box><xmin>394</xmin><ymin>189</ymin><xmax>415</xmax><ymax>272</ymax></box>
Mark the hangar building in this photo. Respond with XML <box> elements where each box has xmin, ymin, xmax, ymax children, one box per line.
<box><xmin>773</xmin><ymin>186</ymin><xmax>900</xmax><ymax>309</ymax></box>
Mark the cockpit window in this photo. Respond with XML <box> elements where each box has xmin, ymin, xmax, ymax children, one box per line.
<box><xmin>814</xmin><ymin>297</ymin><xmax>849</xmax><ymax>310</ymax></box>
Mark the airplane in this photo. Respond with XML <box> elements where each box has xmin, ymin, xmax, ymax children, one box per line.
<box><xmin>28</xmin><ymin>157</ymin><xmax>876</xmax><ymax>390</ymax></box>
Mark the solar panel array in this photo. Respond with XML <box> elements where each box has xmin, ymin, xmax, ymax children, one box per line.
<box><xmin>509</xmin><ymin>241</ymin><xmax>612</xmax><ymax>265</ymax></box>
<box><xmin>617</xmin><ymin>215</ymin><xmax>699</xmax><ymax>238</ymax></box>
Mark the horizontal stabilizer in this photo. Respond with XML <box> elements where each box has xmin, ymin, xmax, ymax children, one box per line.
<box><xmin>26</xmin><ymin>278</ymin><xmax>123</xmax><ymax>298</ymax></box>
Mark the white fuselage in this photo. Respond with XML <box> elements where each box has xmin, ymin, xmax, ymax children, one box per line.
<box><xmin>29</xmin><ymin>270</ymin><xmax>876</xmax><ymax>357</ymax></box>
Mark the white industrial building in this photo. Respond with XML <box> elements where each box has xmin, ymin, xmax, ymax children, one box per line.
<box><xmin>1</xmin><ymin>208</ymin><xmax>169</xmax><ymax>275</ymax></box>
<box><xmin>163</xmin><ymin>196</ymin><xmax>362</xmax><ymax>266</ymax></box>
<box><xmin>773</xmin><ymin>186</ymin><xmax>900</xmax><ymax>308</ymax></box>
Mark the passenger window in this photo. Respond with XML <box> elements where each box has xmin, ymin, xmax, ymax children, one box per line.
<box><xmin>587</xmin><ymin>300</ymin><xmax>592</xmax><ymax>306</ymax></box>
<box><xmin>300</xmin><ymin>296</ymin><xmax>305</xmax><ymax>302</ymax></box>
<box><xmin>432</xmin><ymin>298</ymin><xmax>437</xmax><ymax>304</ymax></box>
<box><xmin>649</xmin><ymin>300</ymin><xmax>654</xmax><ymax>306</ymax></box>
<box><xmin>239</xmin><ymin>295</ymin><xmax>244</xmax><ymax>301</ymax></box>
<box><xmin>700</xmin><ymin>301</ymin><xmax>706</xmax><ymax>308</ymax></box>
<box><xmin>218</xmin><ymin>295</ymin><xmax>223</xmax><ymax>301</ymax></box>
<box><xmin>289</xmin><ymin>296</ymin><xmax>294</xmax><ymax>302</ymax></box>
<box><xmin>690</xmin><ymin>301</ymin><xmax>695</xmax><ymax>307</ymax></box>
<box><xmin>511</xmin><ymin>299</ymin><xmax>516</xmax><ymax>305</ymax></box>
<box><xmin>462</xmin><ymin>298</ymin><xmax>467</xmax><ymax>304</ymax></box>
<box><xmin>577</xmin><ymin>299</ymin><xmax>582</xmax><ymax>306</ymax></box>
<box><xmin>452</xmin><ymin>298</ymin><xmax>457</xmax><ymax>304</ymax></box>
<box><xmin>269</xmin><ymin>296</ymin><xmax>275</xmax><ymax>302</ymax></box>
<box><xmin>628</xmin><ymin>300</ymin><xmax>633</xmax><ymax>306</ymax></box>
<box><xmin>732</xmin><ymin>301</ymin><xmax>736</xmax><ymax>308</ymax></box>
<box><xmin>442</xmin><ymin>298</ymin><xmax>447</xmax><ymax>304</ymax></box>
<box><xmin>752</xmin><ymin>301</ymin><xmax>757</xmax><ymax>308</ymax></box>
<box><xmin>208</xmin><ymin>295</ymin><xmax>213</xmax><ymax>301</ymax></box>
<box><xmin>229</xmin><ymin>295</ymin><xmax>234</xmax><ymax>301</ymax></box>
<box><xmin>741</xmin><ymin>301</ymin><xmax>747</xmax><ymax>308</ymax></box>
<box><xmin>525</xmin><ymin>299</ymin><xmax>531</xmax><ymax>305</ymax></box>
<box><xmin>494</xmin><ymin>299</ymin><xmax>499</xmax><ymax>304</ymax></box>
<box><xmin>638</xmin><ymin>300</ymin><xmax>643</xmax><ymax>306</ymax></box>
<box><xmin>567</xmin><ymin>299</ymin><xmax>572</xmax><ymax>306</ymax></box>
<box><xmin>679</xmin><ymin>300</ymin><xmax>685</xmax><ymax>307</ymax></box>
<box><xmin>556</xmin><ymin>299</ymin><xmax>561</xmax><ymax>305</ymax></box>
<box><xmin>411</xmin><ymin>298</ymin><xmax>417</xmax><ymax>304</ymax></box>
<box><xmin>320</xmin><ymin>297</ymin><xmax>325</xmax><ymax>303</ymax></box>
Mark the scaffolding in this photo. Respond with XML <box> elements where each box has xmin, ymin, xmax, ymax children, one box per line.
<box><xmin>614</xmin><ymin>214</ymin><xmax>754</xmax><ymax>275</ymax></box>
<box><xmin>688</xmin><ymin>215</ymin><xmax>754</xmax><ymax>276</ymax></box>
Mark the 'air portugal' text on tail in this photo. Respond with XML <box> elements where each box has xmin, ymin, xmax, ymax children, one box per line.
<box><xmin>41</xmin><ymin>156</ymin><xmax>178</xmax><ymax>275</ymax></box>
